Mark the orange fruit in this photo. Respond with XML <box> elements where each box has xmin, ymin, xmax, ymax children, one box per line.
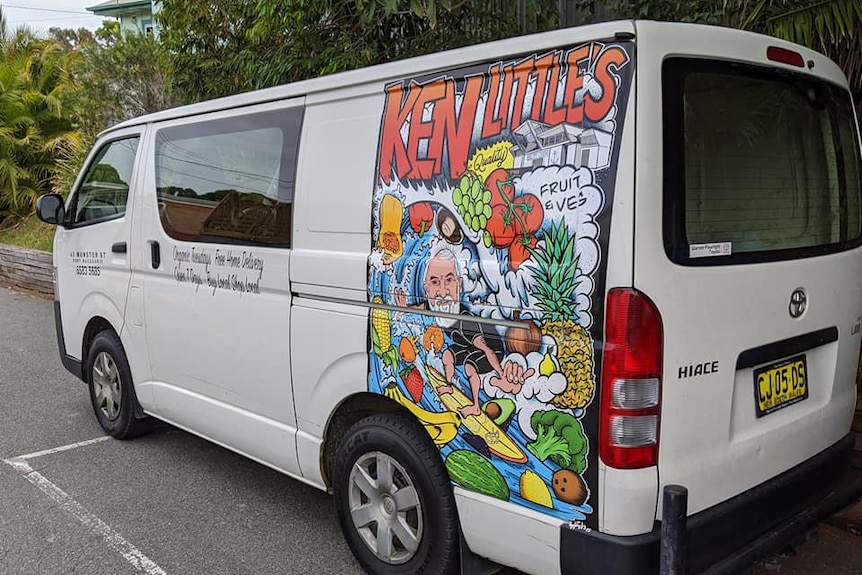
<box><xmin>423</xmin><ymin>326</ymin><xmax>444</xmax><ymax>354</ymax></box>
<box><xmin>399</xmin><ymin>337</ymin><xmax>417</xmax><ymax>362</ymax></box>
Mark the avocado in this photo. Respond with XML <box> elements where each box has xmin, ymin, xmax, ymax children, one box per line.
<box><xmin>481</xmin><ymin>397</ymin><xmax>516</xmax><ymax>429</ymax></box>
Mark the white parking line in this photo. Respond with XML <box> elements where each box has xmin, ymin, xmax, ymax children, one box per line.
<box><xmin>11</xmin><ymin>436</ymin><xmax>111</xmax><ymax>461</ymax></box>
<box><xmin>3</xmin><ymin>438</ymin><xmax>169</xmax><ymax>575</ymax></box>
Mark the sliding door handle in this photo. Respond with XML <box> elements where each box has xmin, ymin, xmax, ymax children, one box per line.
<box><xmin>150</xmin><ymin>241</ymin><xmax>161</xmax><ymax>269</ymax></box>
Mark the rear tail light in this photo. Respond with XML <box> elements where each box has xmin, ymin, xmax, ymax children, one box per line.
<box><xmin>600</xmin><ymin>288</ymin><xmax>663</xmax><ymax>469</ymax></box>
<box><xmin>766</xmin><ymin>46</ymin><xmax>805</xmax><ymax>68</ymax></box>
<box><xmin>609</xmin><ymin>415</ymin><xmax>658</xmax><ymax>447</ymax></box>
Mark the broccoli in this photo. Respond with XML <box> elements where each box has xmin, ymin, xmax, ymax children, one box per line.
<box><xmin>525</xmin><ymin>410</ymin><xmax>588</xmax><ymax>473</ymax></box>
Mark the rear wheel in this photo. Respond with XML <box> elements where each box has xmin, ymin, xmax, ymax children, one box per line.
<box><xmin>86</xmin><ymin>331</ymin><xmax>150</xmax><ymax>439</ymax></box>
<box><xmin>333</xmin><ymin>412</ymin><xmax>460</xmax><ymax>575</ymax></box>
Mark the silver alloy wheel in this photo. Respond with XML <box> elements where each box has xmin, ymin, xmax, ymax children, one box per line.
<box><xmin>348</xmin><ymin>451</ymin><xmax>423</xmax><ymax>565</ymax></box>
<box><xmin>92</xmin><ymin>351</ymin><xmax>122</xmax><ymax>421</ymax></box>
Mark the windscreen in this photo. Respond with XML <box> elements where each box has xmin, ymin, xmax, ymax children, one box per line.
<box><xmin>663</xmin><ymin>58</ymin><xmax>862</xmax><ymax>264</ymax></box>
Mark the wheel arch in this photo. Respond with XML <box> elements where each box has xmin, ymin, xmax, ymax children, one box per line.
<box><xmin>320</xmin><ymin>391</ymin><xmax>422</xmax><ymax>490</ymax></box>
<box><xmin>81</xmin><ymin>315</ymin><xmax>119</xmax><ymax>372</ymax></box>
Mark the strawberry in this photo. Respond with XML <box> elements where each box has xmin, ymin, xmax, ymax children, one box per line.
<box><xmin>401</xmin><ymin>366</ymin><xmax>425</xmax><ymax>403</ymax></box>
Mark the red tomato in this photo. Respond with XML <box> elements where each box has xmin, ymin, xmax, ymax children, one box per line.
<box><xmin>509</xmin><ymin>235</ymin><xmax>537</xmax><ymax>270</ymax></box>
<box><xmin>485</xmin><ymin>168</ymin><xmax>515</xmax><ymax>207</ymax></box>
<box><xmin>486</xmin><ymin>204</ymin><xmax>516</xmax><ymax>248</ymax></box>
<box><xmin>512</xmin><ymin>194</ymin><xmax>544</xmax><ymax>235</ymax></box>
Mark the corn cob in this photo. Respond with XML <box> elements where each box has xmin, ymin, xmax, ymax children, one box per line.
<box><xmin>371</xmin><ymin>296</ymin><xmax>392</xmax><ymax>353</ymax></box>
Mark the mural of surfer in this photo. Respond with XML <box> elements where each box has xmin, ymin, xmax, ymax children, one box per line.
<box><xmin>394</xmin><ymin>246</ymin><xmax>534</xmax><ymax>416</ymax></box>
<box><xmin>368</xmin><ymin>41</ymin><xmax>633</xmax><ymax>524</ymax></box>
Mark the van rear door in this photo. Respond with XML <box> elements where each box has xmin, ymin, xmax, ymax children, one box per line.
<box><xmin>634</xmin><ymin>25</ymin><xmax>862</xmax><ymax>516</ymax></box>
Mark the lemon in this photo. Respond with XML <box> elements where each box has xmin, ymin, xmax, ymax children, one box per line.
<box><xmin>520</xmin><ymin>469</ymin><xmax>553</xmax><ymax>508</ymax></box>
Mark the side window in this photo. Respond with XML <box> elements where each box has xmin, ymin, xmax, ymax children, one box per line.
<box><xmin>154</xmin><ymin>108</ymin><xmax>302</xmax><ymax>247</ymax></box>
<box><xmin>73</xmin><ymin>137</ymin><xmax>140</xmax><ymax>225</ymax></box>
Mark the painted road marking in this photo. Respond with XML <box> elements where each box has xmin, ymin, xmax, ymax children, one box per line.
<box><xmin>11</xmin><ymin>435</ymin><xmax>111</xmax><ymax>460</ymax></box>
<box><xmin>4</xmin><ymin>438</ymin><xmax>168</xmax><ymax>575</ymax></box>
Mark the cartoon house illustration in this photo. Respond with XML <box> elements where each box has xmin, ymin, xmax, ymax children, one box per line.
<box><xmin>511</xmin><ymin>120</ymin><xmax>612</xmax><ymax>171</ymax></box>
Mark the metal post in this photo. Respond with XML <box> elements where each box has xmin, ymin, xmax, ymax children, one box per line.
<box><xmin>660</xmin><ymin>484</ymin><xmax>688</xmax><ymax>575</ymax></box>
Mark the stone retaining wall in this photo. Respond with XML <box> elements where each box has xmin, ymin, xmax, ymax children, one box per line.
<box><xmin>0</xmin><ymin>244</ymin><xmax>53</xmax><ymax>296</ymax></box>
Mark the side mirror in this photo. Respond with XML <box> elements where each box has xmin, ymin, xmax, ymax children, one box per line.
<box><xmin>36</xmin><ymin>194</ymin><xmax>66</xmax><ymax>226</ymax></box>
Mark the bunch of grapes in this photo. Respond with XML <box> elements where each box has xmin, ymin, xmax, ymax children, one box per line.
<box><xmin>453</xmin><ymin>175</ymin><xmax>492</xmax><ymax>233</ymax></box>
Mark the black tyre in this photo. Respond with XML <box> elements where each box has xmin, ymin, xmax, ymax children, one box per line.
<box><xmin>85</xmin><ymin>330</ymin><xmax>150</xmax><ymax>439</ymax></box>
<box><xmin>333</xmin><ymin>412</ymin><xmax>460</xmax><ymax>575</ymax></box>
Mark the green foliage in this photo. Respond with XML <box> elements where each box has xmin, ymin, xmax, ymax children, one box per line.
<box><xmin>158</xmin><ymin>0</ymin><xmax>562</xmax><ymax>103</ymax></box>
<box><xmin>0</xmin><ymin>10</ymin><xmax>79</xmax><ymax>220</ymax></box>
<box><xmin>155</xmin><ymin>0</ymin><xmax>860</xmax><ymax>104</ymax></box>
<box><xmin>608</xmin><ymin>0</ymin><xmax>726</xmax><ymax>24</ymax></box>
<box><xmin>47</xmin><ymin>21</ymin><xmax>179</xmax><ymax>201</ymax></box>
<box><xmin>69</xmin><ymin>21</ymin><xmax>178</xmax><ymax>143</ymax></box>
<box><xmin>47</xmin><ymin>27</ymin><xmax>96</xmax><ymax>52</ymax></box>
<box><xmin>763</xmin><ymin>1</ymin><xmax>862</xmax><ymax>93</ymax></box>
<box><xmin>0</xmin><ymin>213</ymin><xmax>55</xmax><ymax>252</ymax></box>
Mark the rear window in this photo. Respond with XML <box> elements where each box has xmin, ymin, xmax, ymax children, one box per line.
<box><xmin>663</xmin><ymin>58</ymin><xmax>862</xmax><ymax>265</ymax></box>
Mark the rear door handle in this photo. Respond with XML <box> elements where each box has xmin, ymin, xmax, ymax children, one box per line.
<box><xmin>111</xmin><ymin>241</ymin><xmax>127</xmax><ymax>254</ymax></box>
<box><xmin>150</xmin><ymin>241</ymin><xmax>161</xmax><ymax>269</ymax></box>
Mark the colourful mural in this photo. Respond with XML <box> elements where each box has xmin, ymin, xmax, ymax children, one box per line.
<box><xmin>369</xmin><ymin>42</ymin><xmax>633</xmax><ymax>522</ymax></box>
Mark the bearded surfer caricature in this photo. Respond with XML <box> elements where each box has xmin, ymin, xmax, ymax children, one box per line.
<box><xmin>395</xmin><ymin>245</ymin><xmax>534</xmax><ymax>417</ymax></box>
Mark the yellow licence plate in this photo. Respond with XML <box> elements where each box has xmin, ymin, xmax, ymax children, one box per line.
<box><xmin>754</xmin><ymin>355</ymin><xmax>808</xmax><ymax>417</ymax></box>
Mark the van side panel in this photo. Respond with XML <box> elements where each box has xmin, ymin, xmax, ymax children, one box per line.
<box><xmin>366</xmin><ymin>42</ymin><xmax>635</xmax><ymax>527</ymax></box>
<box><xmin>290</xmin><ymin>92</ymin><xmax>382</xmax><ymax>479</ymax></box>
<box><xmin>290</xmin><ymin>92</ymin><xmax>383</xmax><ymax>302</ymax></box>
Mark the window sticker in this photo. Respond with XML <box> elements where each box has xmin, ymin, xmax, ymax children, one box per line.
<box><xmin>368</xmin><ymin>42</ymin><xmax>633</xmax><ymax>525</ymax></box>
<box><xmin>689</xmin><ymin>242</ymin><xmax>732</xmax><ymax>258</ymax></box>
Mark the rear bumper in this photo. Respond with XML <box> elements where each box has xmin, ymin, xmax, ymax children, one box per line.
<box><xmin>560</xmin><ymin>432</ymin><xmax>862</xmax><ymax>575</ymax></box>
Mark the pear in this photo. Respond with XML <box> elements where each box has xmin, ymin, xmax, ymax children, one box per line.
<box><xmin>539</xmin><ymin>348</ymin><xmax>557</xmax><ymax>377</ymax></box>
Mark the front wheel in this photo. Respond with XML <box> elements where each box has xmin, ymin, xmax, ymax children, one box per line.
<box><xmin>85</xmin><ymin>331</ymin><xmax>150</xmax><ymax>439</ymax></box>
<box><xmin>333</xmin><ymin>412</ymin><xmax>460</xmax><ymax>575</ymax></box>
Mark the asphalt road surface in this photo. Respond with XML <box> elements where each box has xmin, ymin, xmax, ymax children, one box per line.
<box><xmin>1</xmin><ymin>285</ymin><xmax>860</xmax><ymax>575</ymax></box>
<box><xmin>0</xmin><ymin>286</ymin><xmax>362</xmax><ymax>575</ymax></box>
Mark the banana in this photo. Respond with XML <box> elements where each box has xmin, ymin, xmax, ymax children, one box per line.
<box><xmin>424</xmin><ymin>421</ymin><xmax>459</xmax><ymax>446</ymax></box>
<box><xmin>384</xmin><ymin>384</ymin><xmax>460</xmax><ymax>427</ymax></box>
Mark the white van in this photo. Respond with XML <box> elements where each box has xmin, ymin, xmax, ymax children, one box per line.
<box><xmin>37</xmin><ymin>20</ymin><xmax>862</xmax><ymax>575</ymax></box>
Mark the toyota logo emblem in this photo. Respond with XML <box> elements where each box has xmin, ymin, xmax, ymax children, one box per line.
<box><xmin>789</xmin><ymin>288</ymin><xmax>807</xmax><ymax>318</ymax></box>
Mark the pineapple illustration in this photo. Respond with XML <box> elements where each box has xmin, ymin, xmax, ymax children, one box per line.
<box><xmin>527</xmin><ymin>221</ymin><xmax>595</xmax><ymax>409</ymax></box>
